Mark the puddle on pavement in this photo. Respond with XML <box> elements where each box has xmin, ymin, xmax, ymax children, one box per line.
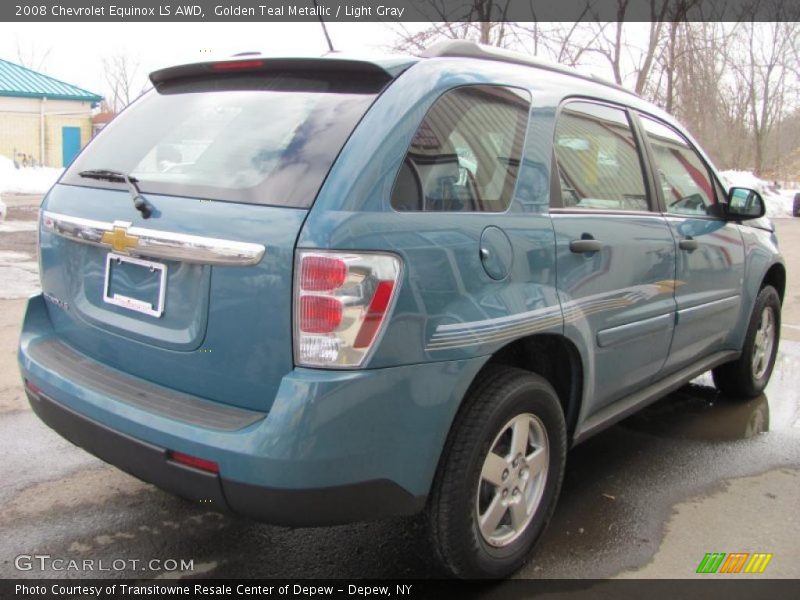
<box><xmin>622</xmin><ymin>340</ymin><xmax>800</xmax><ymax>441</ymax></box>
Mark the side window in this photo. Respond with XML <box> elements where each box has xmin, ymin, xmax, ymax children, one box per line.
<box><xmin>391</xmin><ymin>85</ymin><xmax>530</xmax><ymax>212</ymax></box>
<box><xmin>553</xmin><ymin>102</ymin><xmax>649</xmax><ymax>211</ymax></box>
<box><xmin>639</xmin><ymin>115</ymin><xmax>717</xmax><ymax>216</ymax></box>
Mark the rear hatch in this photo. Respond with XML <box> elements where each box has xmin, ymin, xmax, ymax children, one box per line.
<box><xmin>38</xmin><ymin>59</ymin><xmax>391</xmax><ymax>411</ymax></box>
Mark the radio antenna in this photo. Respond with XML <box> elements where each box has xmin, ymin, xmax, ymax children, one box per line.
<box><xmin>313</xmin><ymin>0</ymin><xmax>335</xmax><ymax>52</ymax></box>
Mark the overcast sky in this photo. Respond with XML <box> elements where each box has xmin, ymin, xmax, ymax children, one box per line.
<box><xmin>0</xmin><ymin>21</ymin><xmax>671</xmax><ymax>106</ymax></box>
<box><xmin>0</xmin><ymin>22</ymin><xmax>401</xmax><ymax>99</ymax></box>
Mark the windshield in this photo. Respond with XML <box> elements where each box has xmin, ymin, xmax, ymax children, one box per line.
<box><xmin>63</xmin><ymin>72</ymin><xmax>381</xmax><ymax>207</ymax></box>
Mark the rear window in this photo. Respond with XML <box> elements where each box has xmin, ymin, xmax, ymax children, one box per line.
<box><xmin>62</xmin><ymin>72</ymin><xmax>383</xmax><ymax>207</ymax></box>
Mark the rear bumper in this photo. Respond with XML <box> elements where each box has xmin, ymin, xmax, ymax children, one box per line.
<box><xmin>19</xmin><ymin>294</ymin><xmax>486</xmax><ymax>525</ymax></box>
<box><xmin>26</xmin><ymin>387</ymin><xmax>421</xmax><ymax>525</ymax></box>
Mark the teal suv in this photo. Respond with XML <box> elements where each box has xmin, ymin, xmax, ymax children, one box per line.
<box><xmin>18</xmin><ymin>42</ymin><xmax>785</xmax><ymax>577</ymax></box>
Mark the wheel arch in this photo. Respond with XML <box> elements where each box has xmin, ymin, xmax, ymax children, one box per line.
<box><xmin>426</xmin><ymin>333</ymin><xmax>583</xmax><ymax>504</ymax></box>
<box><xmin>438</xmin><ymin>334</ymin><xmax>584</xmax><ymax>450</ymax></box>
<box><xmin>761</xmin><ymin>261</ymin><xmax>786</xmax><ymax>303</ymax></box>
<box><xmin>482</xmin><ymin>334</ymin><xmax>584</xmax><ymax>442</ymax></box>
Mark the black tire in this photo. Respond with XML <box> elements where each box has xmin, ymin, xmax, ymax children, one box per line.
<box><xmin>712</xmin><ymin>285</ymin><xmax>781</xmax><ymax>399</ymax></box>
<box><xmin>427</xmin><ymin>366</ymin><xmax>567</xmax><ymax>578</ymax></box>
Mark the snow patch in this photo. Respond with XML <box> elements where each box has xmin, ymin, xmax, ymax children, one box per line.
<box><xmin>0</xmin><ymin>155</ymin><xmax>63</xmax><ymax>194</ymax></box>
<box><xmin>0</xmin><ymin>221</ymin><xmax>38</xmax><ymax>233</ymax></box>
<box><xmin>0</xmin><ymin>249</ymin><xmax>40</xmax><ymax>299</ymax></box>
<box><xmin>719</xmin><ymin>170</ymin><xmax>797</xmax><ymax>219</ymax></box>
<box><xmin>0</xmin><ymin>266</ymin><xmax>41</xmax><ymax>299</ymax></box>
<box><xmin>0</xmin><ymin>251</ymin><xmax>34</xmax><ymax>262</ymax></box>
<box><xmin>0</xmin><ymin>196</ymin><xmax>5</xmax><ymax>223</ymax></box>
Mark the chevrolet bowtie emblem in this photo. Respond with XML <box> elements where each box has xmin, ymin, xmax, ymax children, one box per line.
<box><xmin>101</xmin><ymin>223</ymin><xmax>139</xmax><ymax>253</ymax></box>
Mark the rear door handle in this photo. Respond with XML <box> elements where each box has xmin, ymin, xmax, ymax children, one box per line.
<box><xmin>569</xmin><ymin>239</ymin><xmax>604</xmax><ymax>254</ymax></box>
<box><xmin>679</xmin><ymin>237</ymin><xmax>698</xmax><ymax>252</ymax></box>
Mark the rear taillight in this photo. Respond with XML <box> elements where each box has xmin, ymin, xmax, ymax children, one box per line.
<box><xmin>299</xmin><ymin>296</ymin><xmax>343</xmax><ymax>333</ymax></box>
<box><xmin>300</xmin><ymin>256</ymin><xmax>347</xmax><ymax>291</ymax></box>
<box><xmin>353</xmin><ymin>281</ymin><xmax>395</xmax><ymax>348</ymax></box>
<box><xmin>294</xmin><ymin>251</ymin><xmax>401</xmax><ymax>368</ymax></box>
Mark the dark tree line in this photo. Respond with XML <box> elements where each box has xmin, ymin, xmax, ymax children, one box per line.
<box><xmin>391</xmin><ymin>1</ymin><xmax>800</xmax><ymax>179</ymax></box>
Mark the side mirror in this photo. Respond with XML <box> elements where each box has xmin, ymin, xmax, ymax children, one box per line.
<box><xmin>727</xmin><ymin>187</ymin><xmax>766</xmax><ymax>220</ymax></box>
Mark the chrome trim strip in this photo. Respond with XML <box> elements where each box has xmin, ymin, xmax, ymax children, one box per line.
<box><xmin>549</xmin><ymin>209</ymin><xmax>666</xmax><ymax>218</ymax></box>
<box><xmin>41</xmin><ymin>211</ymin><xmax>265</xmax><ymax>266</ymax></box>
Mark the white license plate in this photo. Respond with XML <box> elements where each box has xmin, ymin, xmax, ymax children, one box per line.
<box><xmin>103</xmin><ymin>253</ymin><xmax>167</xmax><ymax>318</ymax></box>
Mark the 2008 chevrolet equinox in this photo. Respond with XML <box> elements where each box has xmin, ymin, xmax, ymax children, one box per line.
<box><xmin>19</xmin><ymin>41</ymin><xmax>785</xmax><ymax>578</ymax></box>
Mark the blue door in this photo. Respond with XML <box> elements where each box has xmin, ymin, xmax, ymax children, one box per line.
<box><xmin>552</xmin><ymin>101</ymin><xmax>677</xmax><ymax>413</ymax></box>
<box><xmin>61</xmin><ymin>127</ymin><xmax>81</xmax><ymax>166</ymax></box>
<box><xmin>636</xmin><ymin>114</ymin><xmax>745</xmax><ymax>373</ymax></box>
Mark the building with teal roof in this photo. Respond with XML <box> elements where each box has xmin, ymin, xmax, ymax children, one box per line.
<box><xmin>0</xmin><ymin>58</ymin><xmax>103</xmax><ymax>168</ymax></box>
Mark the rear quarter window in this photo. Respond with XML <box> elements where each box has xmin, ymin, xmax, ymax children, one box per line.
<box><xmin>391</xmin><ymin>85</ymin><xmax>531</xmax><ymax>212</ymax></box>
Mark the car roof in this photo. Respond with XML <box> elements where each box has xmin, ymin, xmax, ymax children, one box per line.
<box><xmin>420</xmin><ymin>40</ymin><xmax>636</xmax><ymax>98</ymax></box>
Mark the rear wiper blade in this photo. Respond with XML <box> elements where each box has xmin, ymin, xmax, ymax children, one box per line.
<box><xmin>78</xmin><ymin>169</ymin><xmax>153</xmax><ymax>219</ymax></box>
<box><xmin>78</xmin><ymin>168</ymin><xmax>129</xmax><ymax>182</ymax></box>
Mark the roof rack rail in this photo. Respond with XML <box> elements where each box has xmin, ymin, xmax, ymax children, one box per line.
<box><xmin>420</xmin><ymin>40</ymin><xmax>635</xmax><ymax>97</ymax></box>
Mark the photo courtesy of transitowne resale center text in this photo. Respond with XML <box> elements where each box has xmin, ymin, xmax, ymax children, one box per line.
<box><xmin>0</xmin><ymin>0</ymin><xmax>799</xmax><ymax>598</ymax></box>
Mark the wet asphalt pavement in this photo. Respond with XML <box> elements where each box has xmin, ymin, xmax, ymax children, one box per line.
<box><xmin>0</xmin><ymin>199</ymin><xmax>798</xmax><ymax>579</ymax></box>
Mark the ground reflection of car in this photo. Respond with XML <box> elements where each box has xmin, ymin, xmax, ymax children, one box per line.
<box><xmin>18</xmin><ymin>41</ymin><xmax>786</xmax><ymax>579</ymax></box>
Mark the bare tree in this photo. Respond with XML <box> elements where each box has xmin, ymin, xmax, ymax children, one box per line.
<box><xmin>390</xmin><ymin>3</ymin><xmax>599</xmax><ymax>71</ymax></box>
<box><xmin>15</xmin><ymin>39</ymin><xmax>51</xmax><ymax>72</ymax></box>
<box><xmin>386</xmin><ymin>0</ymin><xmax>800</xmax><ymax>176</ymax></box>
<box><xmin>102</xmin><ymin>54</ymin><xmax>148</xmax><ymax>113</ymax></box>
<box><xmin>509</xmin><ymin>5</ymin><xmax>600</xmax><ymax>68</ymax></box>
<box><xmin>660</xmin><ymin>23</ymin><xmax>742</xmax><ymax>166</ymax></box>
<box><xmin>390</xmin><ymin>0</ymin><xmax>510</xmax><ymax>51</ymax></box>
<box><xmin>579</xmin><ymin>0</ymin><xmax>675</xmax><ymax>91</ymax></box>
<box><xmin>582</xmin><ymin>3</ymin><xmax>626</xmax><ymax>85</ymax></box>
<box><xmin>728</xmin><ymin>21</ymin><xmax>800</xmax><ymax>175</ymax></box>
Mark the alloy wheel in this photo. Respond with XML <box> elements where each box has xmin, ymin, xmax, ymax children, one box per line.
<box><xmin>476</xmin><ymin>413</ymin><xmax>549</xmax><ymax>548</ymax></box>
<box><xmin>752</xmin><ymin>306</ymin><xmax>776</xmax><ymax>380</ymax></box>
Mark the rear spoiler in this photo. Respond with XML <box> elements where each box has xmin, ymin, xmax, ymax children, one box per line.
<box><xmin>150</xmin><ymin>56</ymin><xmax>413</xmax><ymax>87</ymax></box>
